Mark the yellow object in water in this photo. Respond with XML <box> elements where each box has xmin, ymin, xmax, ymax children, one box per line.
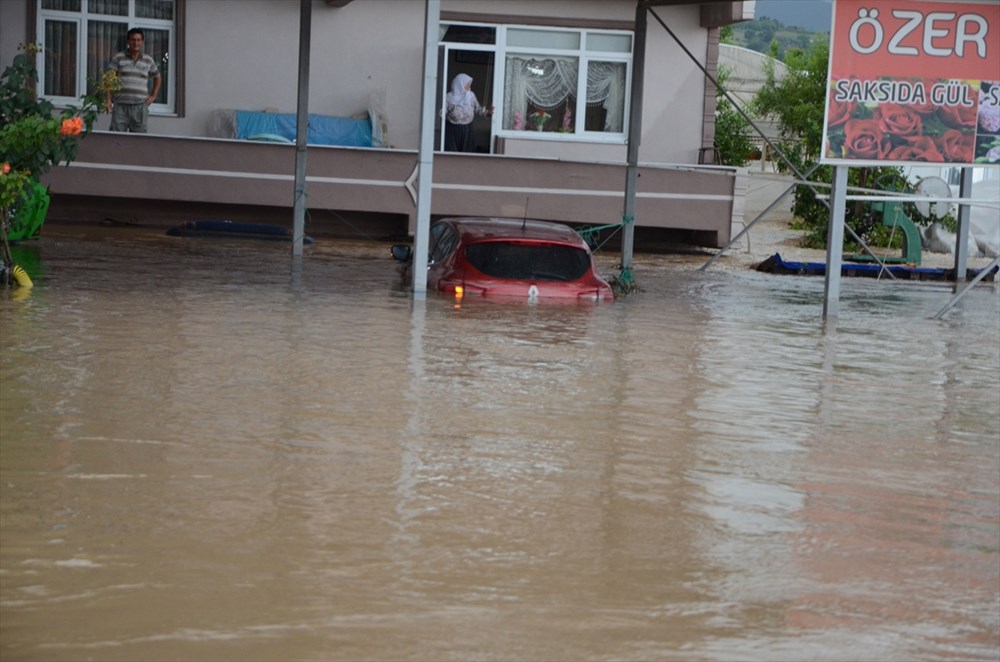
<box><xmin>12</xmin><ymin>265</ymin><xmax>33</xmax><ymax>288</ymax></box>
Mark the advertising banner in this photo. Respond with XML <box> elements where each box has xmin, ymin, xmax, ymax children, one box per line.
<box><xmin>822</xmin><ymin>0</ymin><xmax>1000</xmax><ymax>166</ymax></box>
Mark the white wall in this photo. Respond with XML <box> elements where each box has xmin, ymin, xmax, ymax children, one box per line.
<box><xmin>638</xmin><ymin>4</ymin><xmax>709</xmax><ymax>163</ymax></box>
<box><xmin>180</xmin><ymin>0</ymin><xmax>712</xmax><ymax>164</ymax></box>
<box><xmin>1</xmin><ymin>1</ymin><xmax>29</xmax><ymax>70</ymax></box>
<box><xmin>170</xmin><ymin>0</ymin><xmax>425</xmax><ymax>141</ymax></box>
<box><xmin>7</xmin><ymin>0</ymin><xmax>713</xmax><ymax>166</ymax></box>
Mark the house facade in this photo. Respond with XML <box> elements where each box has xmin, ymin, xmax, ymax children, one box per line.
<box><xmin>0</xmin><ymin>0</ymin><xmax>755</xmax><ymax>248</ymax></box>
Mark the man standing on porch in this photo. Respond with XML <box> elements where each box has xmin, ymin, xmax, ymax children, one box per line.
<box><xmin>105</xmin><ymin>28</ymin><xmax>161</xmax><ymax>133</ymax></box>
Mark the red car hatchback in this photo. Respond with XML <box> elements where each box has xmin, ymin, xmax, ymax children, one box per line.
<box><xmin>393</xmin><ymin>217</ymin><xmax>614</xmax><ymax>302</ymax></box>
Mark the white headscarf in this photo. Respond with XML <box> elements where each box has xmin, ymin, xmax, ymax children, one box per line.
<box><xmin>446</xmin><ymin>73</ymin><xmax>474</xmax><ymax>106</ymax></box>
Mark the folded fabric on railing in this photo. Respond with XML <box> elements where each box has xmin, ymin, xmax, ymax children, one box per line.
<box><xmin>234</xmin><ymin>110</ymin><xmax>373</xmax><ymax>146</ymax></box>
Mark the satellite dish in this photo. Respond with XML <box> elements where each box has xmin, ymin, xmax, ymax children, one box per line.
<box><xmin>915</xmin><ymin>176</ymin><xmax>953</xmax><ymax>219</ymax></box>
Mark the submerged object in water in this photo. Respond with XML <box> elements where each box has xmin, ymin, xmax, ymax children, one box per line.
<box><xmin>756</xmin><ymin>253</ymin><xmax>997</xmax><ymax>282</ymax></box>
<box><xmin>166</xmin><ymin>220</ymin><xmax>313</xmax><ymax>243</ymax></box>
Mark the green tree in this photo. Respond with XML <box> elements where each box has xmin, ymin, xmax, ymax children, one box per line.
<box><xmin>753</xmin><ymin>41</ymin><xmax>829</xmax><ymax>163</ymax></box>
<box><xmin>713</xmin><ymin>67</ymin><xmax>754</xmax><ymax>167</ymax></box>
<box><xmin>751</xmin><ymin>41</ymin><xmax>904</xmax><ymax>249</ymax></box>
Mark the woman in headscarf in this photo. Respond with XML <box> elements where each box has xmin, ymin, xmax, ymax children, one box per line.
<box><xmin>445</xmin><ymin>73</ymin><xmax>493</xmax><ymax>152</ymax></box>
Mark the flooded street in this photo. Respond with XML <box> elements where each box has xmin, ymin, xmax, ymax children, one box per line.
<box><xmin>2</xmin><ymin>224</ymin><xmax>998</xmax><ymax>661</ymax></box>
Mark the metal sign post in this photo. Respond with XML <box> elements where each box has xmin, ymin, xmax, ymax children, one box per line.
<box><xmin>823</xmin><ymin>166</ymin><xmax>848</xmax><ymax>319</ymax></box>
<box><xmin>953</xmin><ymin>167</ymin><xmax>973</xmax><ymax>285</ymax></box>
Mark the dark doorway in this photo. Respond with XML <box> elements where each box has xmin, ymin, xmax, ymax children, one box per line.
<box><xmin>437</xmin><ymin>48</ymin><xmax>495</xmax><ymax>153</ymax></box>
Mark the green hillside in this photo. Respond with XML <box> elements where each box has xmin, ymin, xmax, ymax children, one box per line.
<box><xmin>725</xmin><ymin>17</ymin><xmax>828</xmax><ymax>58</ymax></box>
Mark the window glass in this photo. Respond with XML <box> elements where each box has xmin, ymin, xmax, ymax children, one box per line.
<box><xmin>42</xmin><ymin>0</ymin><xmax>80</xmax><ymax>10</ymax></box>
<box><xmin>503</xmin><ymin>56</ymin><xmax>579</xmax><ymax>133</ymax></box>
<box><xmin>136</xmin><ymin>0</ymin><xmax>175</xmax><ymax>20</ymax></box>
<box><xmin>442</xmin><ymin>24</ymin><xmax>495</xmax><ymax>45</ymax></box>
<box><xmin>86</xmin><ymin>21</ymin><xmax>125</xmax><ymax>93</ymax></box>
<box><xmin>586</xmin><ymin>33</ymin><xmax>631</xmax><ymax>53</ymax></box>
<box><xmin>37</xmin><ymin>0</ymin><xmax>177</xmax><ymax>112</ymax></box>
<box><xmin>465</xmin><ymin>242</ymin><xmax>590</xmax><ymax>281</ymax></box>
<box><xmin>507</xmin><ymin>28</ymin><xmax>579</xmax><ymax>50</ymax></box>
<box><xmin>90</xmin><ymin>0</ymin><xmax>127</xmax><ymax>16</ymax></box>
<box><xmin>586</xmin><ymin>61</ymin><xmax>626</xmax><ymax>132</ymax></box>
<box><xmin>428</xmin><ymin>222</ymin><xmax>445</xmax><ymax>257</ymax></box>
<box><xmin>43</xmin><ymin>20</ymin><xmax>77</xmax><ymax>96</ymax></box>
<box><xmin>502</xmin><ymin>55</ymin><xmax>626</xmax><ymax>134</ymax></box>
<box><xmin>430</xmin><ymin>225</ymin><xmax>458</xmax><ymax>264</ymax></box>
<box><xmin>143</xmin><ymin>28</ymin><xmax>171</xmax><ymax>104</ymax></box>
<box><xmin>492</xmin><ymin>25</ymin><xmax>632</xmax><ymax>139</ymax></box>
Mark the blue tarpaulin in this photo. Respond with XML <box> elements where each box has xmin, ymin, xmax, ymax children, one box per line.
<box><xmin>235</xmin><ymin>110</ymin><xmax>373</xmax><ymax>147</ymax></box>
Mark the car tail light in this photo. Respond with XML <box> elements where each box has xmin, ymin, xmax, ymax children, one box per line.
<box><xmin>441</xmin><ymin>280</ymin><xmax>487</xmax><ymax>297</ymax></box>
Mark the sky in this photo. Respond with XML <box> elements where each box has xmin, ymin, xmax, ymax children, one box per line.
<box><xmin>753</xmin><ymin>0</ymin><xmax>834</xmax><ymax>33</ymax></box>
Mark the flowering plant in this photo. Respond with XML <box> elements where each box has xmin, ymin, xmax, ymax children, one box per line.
<box><xmin>528</xmin><ymin>109</ymin><xmax>551</xmax><ymax>130</ymax></box>
<box><xmin>1</xmin><ymin>44</ymin><xmax>117</xmax><ymax>247</ymax></box>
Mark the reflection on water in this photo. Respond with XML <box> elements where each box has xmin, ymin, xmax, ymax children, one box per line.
<box><xmin>2</xmin><ymin>225</ymin><xmax>998</xmax><ymax>661</ymax></box>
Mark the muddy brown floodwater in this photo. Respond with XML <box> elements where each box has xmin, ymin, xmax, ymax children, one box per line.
<box><xmin>1</xmin><ymin>224</ymin><xmax>998</xmax><ymax>661</ymax></box>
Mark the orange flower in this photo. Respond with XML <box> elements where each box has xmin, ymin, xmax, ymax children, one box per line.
<box><xmin>59</xmin><ymin>116</ymin><xmax>84</xmax><ymax>136</ymax></box>
<box><xmin>1</xmin><ymin>163</ymin><xmax>10</xmax><ymax>175</ymax></box>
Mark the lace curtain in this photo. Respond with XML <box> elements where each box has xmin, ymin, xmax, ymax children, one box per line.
<box><xmin>503</xmin><ymin>56</ymin><xmax>625</xmax><ymax>132</ymax></box>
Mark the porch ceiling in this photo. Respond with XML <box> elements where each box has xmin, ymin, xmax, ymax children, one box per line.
<box><xmin>644</xmin><ymin>0</ymin><xmax>741</xmax><ymax>4</ymax></box>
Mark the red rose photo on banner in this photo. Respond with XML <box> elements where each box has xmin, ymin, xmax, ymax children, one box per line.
<box><xmin>822</xmin><ymin>0</ymin><xmax>1000</xmax><ymax>167</ymax></box>
<box><xmin>825</xmin><ymin>80</ymin><xmax>978</xmax><ymax>163</ymax></box>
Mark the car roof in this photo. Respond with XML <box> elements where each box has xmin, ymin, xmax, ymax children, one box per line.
<box><xmin>439</xmin><ymin>217</ymin><xmax>588</xmax><ymax>246</ymax></box>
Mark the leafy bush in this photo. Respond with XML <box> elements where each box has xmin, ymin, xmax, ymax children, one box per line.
<box><xmin>751</xmin><ymin>42</ymin><xmax>910</xmax><ymax>250</ymax></box>
<box><xmin>715</xmin><ymin>97</ymin><xmax>755</xmax><ymax>167</ymax></box>
<box><xmin>789</xmin><ymin>165</ymin><xmax>908</xmax><ymax>249</ymax></box>
<box><xmin>1</xmin><ymin>44</ymin><xmax>117</xmax><ymax>214</ymax></box>
<box><xmin>713</xmin><ymin>66</ymin><xmax>755</xmax><ymax>167</ymax></box>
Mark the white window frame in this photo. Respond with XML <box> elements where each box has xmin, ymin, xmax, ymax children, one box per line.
<box><xmin>36</xmin><ymin>0</ymin><xmax>176</xmax><ymax>114</ymax></box>
<box><xmin>440</xmin><ymin>22</ymin><xmax>633</xmax><ymax>145</ymax></box>
<box><xmin>498</xmin><ymin>25</ymin><xmax>633</xmax><ymax>144</ymax></box>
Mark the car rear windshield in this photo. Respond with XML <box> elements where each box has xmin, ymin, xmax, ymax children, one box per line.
<box><xmin>465</xmin><ymin>241</ymin><xmax>591</xmax><ymax>281</ymax></box>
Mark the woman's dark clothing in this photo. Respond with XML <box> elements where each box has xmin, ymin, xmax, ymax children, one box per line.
<box><xmin>445</xmin><ymin>122</ymin><xmax>476</xmax><ymax>152</ymax></box>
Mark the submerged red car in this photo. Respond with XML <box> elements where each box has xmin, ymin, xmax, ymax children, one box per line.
<box><xmin>392</xmin><ymin>217</ymin><xmax>614</xmax><ymax>302</ymax></box>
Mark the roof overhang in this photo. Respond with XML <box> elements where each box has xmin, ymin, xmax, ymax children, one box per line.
<box><xmin>642</xmin><ymin>0</ymin><xmax>754</xmax><ymax>28</ymax></box>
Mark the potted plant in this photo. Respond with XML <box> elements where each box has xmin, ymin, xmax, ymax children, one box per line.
<box><xmin>0</xmin><ymin>44</ymin><xmax>117</xmax><ymax>286</ymax></box>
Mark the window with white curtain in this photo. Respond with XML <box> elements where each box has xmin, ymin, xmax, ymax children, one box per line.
<box><xmin>440</xmin><ymin>22</ymin><xmax>633</xmax><ymax>141</ymax></box>
<box><xmin>37</xmin><ymin>0</ymin><xmax>177</xmax><ymax>113</ymax></box>
<box><xmin>500</xmin><ymin>26</ymin><xmax>631</xmax><ymax>140</ymax></box>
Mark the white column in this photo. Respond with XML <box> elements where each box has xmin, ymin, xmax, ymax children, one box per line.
<box><xmin>412</xmin><ymin>0</ymin><xmax>440</xmax><ymax>297</ymax></box>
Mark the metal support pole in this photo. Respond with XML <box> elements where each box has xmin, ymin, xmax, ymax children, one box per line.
<box><xmin>412</xmin><ymin>0</ymin><xmax>440</xmax><ymax>297</ymax></box>
<box><xmin>646</xmin><ymin>7</ymin><xmax>887</xmax><ymax>279</ymax></box>
<box><xmin>953</xmin><ymin>167</ymin><xmax>973</xmax><ymax>286</ymax></box>
<box><xmin>700</xmin><ymin>163</ymin><xmax>822</xmax><ymax>271</ymax></box>
<box><xmin>933</xmin><ymin>255</ymin><xmax>1000</xmax><ymax>319</ymax></box>
<box><xmin>620</xmin><ymin>0</ymin><xmax>647</xmax><ymax>274</ymax></box>
<box><xmin>823</xmin><ymin>166</ymin><xmax>848</xmax><ymax>319</ymax></box>
<box><xmin>291</xmin><ymin>0</ymin><xmax>311</xmax><ymax>258</ymax></box>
